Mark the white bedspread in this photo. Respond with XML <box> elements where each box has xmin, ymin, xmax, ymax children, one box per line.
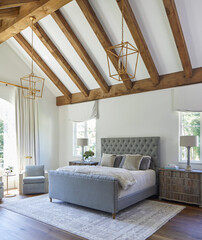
<box><xmin>57</xmin><ymin>165</ymin><xmax>136</xmax><ymax>190</ymax></box>
<box><xmin>118</xmin><ymin>169</ymin><xmax>156</xmax><ymax>198</ymax></box>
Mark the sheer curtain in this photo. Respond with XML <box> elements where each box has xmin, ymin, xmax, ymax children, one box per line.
<box><xmin>15</xmin><ymin>89</ymin><xmax>40</xmax><ymax>172</ymax></box>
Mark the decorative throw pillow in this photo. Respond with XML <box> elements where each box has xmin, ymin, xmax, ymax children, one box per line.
<box><xmin>139</xmin><ymin>156</ymin><xmax>151</xmax><ymax>170</ymax></box>
<box><xmin>122</xmin><ymin>154</ymin><xmax>143</xmax><ymax>170</ymax></box>
<box><xmin>100</xmin><ymin>154</ymin><xmax>116</xmax><ymax>167</ymax></box>
<box><xmin>113</xmin><ymin>155</ymin><xmax>124</xmax><ymax>168</ymax></box>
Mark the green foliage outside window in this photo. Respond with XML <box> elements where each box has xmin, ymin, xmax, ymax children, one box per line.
<box><xmin>181</xmin><ymin>112</ymin><xmax>200</xmax><ymax>161</ymax></box>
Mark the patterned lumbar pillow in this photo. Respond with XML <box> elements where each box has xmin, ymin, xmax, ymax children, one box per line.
<box><xmin>122</xmin><ymin>154</ymin><xmax>143</xmax><ymax>170</ymax></box>
<box><xmin>113</xmin><ymin>155</ymin><xmax>124</xmax><ymax>168</ymax></box>
<box><xmin>100</xmin><ymin>153</ymin><xmax>116</xmax><ymax>167</ymax></box>
<box><xmin>139</xmin><ymin>156</ymin><xmax>151</xmax><ymax>170</ymax></box>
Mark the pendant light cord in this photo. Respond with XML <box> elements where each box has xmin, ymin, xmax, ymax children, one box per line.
<box><xmin>31</xmin><ymin>17</ymin><xmax>34</xmax><ymax>74</ymax></box>
<box><xmin>121</xmin><ymin>0</ymin><xmax>124</xmax><ymax>43</ymax></box>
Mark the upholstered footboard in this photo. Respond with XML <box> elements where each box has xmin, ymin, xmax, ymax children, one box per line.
<box><xmin>49</xmin><ymin>170</ymin><xmax>157</xmax><ymax>218</ymax></box>
<box><xmin>49</xmin><ymin>170</ymin><xmax>119</xmax><ymax>214</ymax></box>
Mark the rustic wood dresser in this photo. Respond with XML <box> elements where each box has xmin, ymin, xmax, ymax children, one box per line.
<box><xmin>159</xmin><ymin>169</ymin><xmax>202</xmax><ymax>207</ymax></box>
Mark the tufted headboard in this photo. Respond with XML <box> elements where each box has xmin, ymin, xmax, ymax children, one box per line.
<box><xmin>101</xmin><ymin>137</ymin><xmax>160</xmax><ymax>172</ymax></box>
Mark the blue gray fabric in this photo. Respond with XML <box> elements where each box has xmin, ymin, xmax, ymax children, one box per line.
<box><xmin>49</xmin><ymin>170</ymin><xmax>157</xmax><ymax>214</ymax></box>
<box><xmin>25</xmin><ymin>165</ymin><xmax>44</xmax><ymax>177</ymax></box>
<box><xmin>23</xmin><ymin>183</ymin><xmax>45</xmax><ymax>194</ymax></box>
<box><xmin>49</xmin><ymin>170</ymin><xmax>118</xmax><ymax>213</ymax></box>
<box><xmin>23</xmin><ymin>165</ymin><xmax>45</xmax><ymax>194</ymax></box>
<box><xmin>23</xmin><ymin>176</ymin><xmax>45</xmax><ymax>184</ymax></box>
<box><xmin>113</xmin><ymin>156</ymin><xmax>123</xmax><ymax>168</ymax></box>
<box><xmin>139</xmin><ymin>156</ymin><xmax>151</xmax><ymax>170</ymax></box>
<box><xmin>0</xmin><ymin>182</ymin><xmax>3</xmax><ymax>187</ymax></box>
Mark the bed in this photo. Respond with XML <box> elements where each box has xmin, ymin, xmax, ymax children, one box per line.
<box><xmin>48</xmin><ymin>137</ymin><xmax>160</xmax><ymax>218</ymax></box>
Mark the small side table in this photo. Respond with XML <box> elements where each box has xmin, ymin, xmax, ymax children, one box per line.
<box><xmin>69</xmin><ymin>160</ymin><xmax>99</xmax><ymax>166</ymax></box>
<box><xmin>4</xmin><ymin>173</ymin><xmax>16</xmax><ymax>198</ymax></box>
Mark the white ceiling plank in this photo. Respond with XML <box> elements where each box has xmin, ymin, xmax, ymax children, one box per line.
<box><xmin>175</xmin><ymin>0</ymin><xmax>202</xmax><ymax>69</ymax></box>
<box><xmin>128</xmin><ymin>0</ymin><xmax>183</xmax><ymax>75</ymax></box>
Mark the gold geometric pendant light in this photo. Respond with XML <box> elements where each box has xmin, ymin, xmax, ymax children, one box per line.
<box><xmin>20</xmin><ymin>17</ymin><xmax>45</xmax><ymax>100</ymax></box>
<box><xmin>106</xmin><ymin>0</ymin><xmax>139</xmax><ymax>81</ymax></box>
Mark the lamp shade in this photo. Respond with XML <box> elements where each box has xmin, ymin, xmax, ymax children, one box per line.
<box><xmin>77</xmin><ymin>138</ymin><xmax>88</xmax><ymax>147</ymax></box>
<box><xmin>180</xmin><ymin>136</ymin><xmax>198</xmax><ymax>147</ymax></box>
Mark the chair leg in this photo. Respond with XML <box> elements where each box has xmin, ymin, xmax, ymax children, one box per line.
<box><xmin>112</xmin><ymin>213</ymin><xmax>116</xmax><ymax>219</ymax></box>
<box><xmin>50</xmin><ymin>197</ymin><xmax>52</xmax><ymax>202</ymax></box>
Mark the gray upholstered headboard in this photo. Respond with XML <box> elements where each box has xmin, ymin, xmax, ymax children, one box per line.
<box><xmin>101</xmin><ymin>137</ymin><xmax>160</xmax><ymax>172</ymax></box>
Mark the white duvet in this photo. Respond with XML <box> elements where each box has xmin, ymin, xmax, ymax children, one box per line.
<box><xmin>57</xmin><ymin>165</ymin><xmax>136</xmax><ymax>190</ymax></box>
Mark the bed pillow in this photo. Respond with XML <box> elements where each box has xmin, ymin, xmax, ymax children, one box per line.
<box><xmin>122</xmin><ymin>154</ymin><xmax>143</xmax><ymax>170</ymax></box>
<box><xmin>139</xmin><ymin>156</ymin><xmax>151</xmax><ymax>170</ymax></box>
<box><xmin>100</xmin><ymin>154</ymin><xmax>116</xmax><ymax>167</ymax></box>
<box><xmin>113</xmin><ymin>155</ymin><xmax>124</xmax><ymax>168</ymax></box>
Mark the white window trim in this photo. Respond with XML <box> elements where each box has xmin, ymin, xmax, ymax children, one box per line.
<box><xmin>178</xmin><ymin>112</ymin><xmax>202</xmax><ymax>163</ymax></box>
<box><xmin>73</xmin><ymin>120</ymin><xmax>96</xmax><ymax>158</ymax></box>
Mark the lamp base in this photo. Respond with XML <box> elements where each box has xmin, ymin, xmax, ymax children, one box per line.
<box><xmin>186</xmin><ymin>165</ymin><xmax>192</xmax><ymax>171</ymax></box>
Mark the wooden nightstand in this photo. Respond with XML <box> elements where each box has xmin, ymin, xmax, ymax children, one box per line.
<box><xmin>69</xmin><ymin>160</ymin><xmax>99</xmax><ymax>166</ymax></box>
<box><xmin>159</xmin><ymin>169</ymin><xmax>202</xmax><ymax>207</ymax></box>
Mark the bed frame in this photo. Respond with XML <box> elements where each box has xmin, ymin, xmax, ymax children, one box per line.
<box><xmin>48</xmin><ymin>137</ymin><xmax>160</xmax><ymax>219</ymax></box>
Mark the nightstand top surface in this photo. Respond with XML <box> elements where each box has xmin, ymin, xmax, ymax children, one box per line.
<box><xmin>69</xmin><ymin>160</ymin><xmax>99</xmax><ymax>165</ymax></box>
<box><xmin>160</xmin><ymin>168</ymin><xmax>202</xmax><ymax>173</ymax></box>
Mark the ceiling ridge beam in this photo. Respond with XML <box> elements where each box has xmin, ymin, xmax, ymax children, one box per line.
<box><xmin>0</xmin><ymin>7</ymin><xmax>20</xmax><ymax>19</ymax></box>
<box><xmin>0</xmin><ymin>0</ymin><xmax>39</xmax><ymax>9</ymax></box>
<box><xmin>116</xmin><ymin>0</ymin><xmax>159</xmax><ymax>86</ymax></box>
<box><xmin>51</xmin><ymin>10</ymin><xmax>110</xmax><ymax>93</ymax></box>
<box><xmin>56</xmin><ymin>67</ymin><xmax>202</xmax><ymax>106</ymax></box>
<box><xmin>76</xmin><ymin>0</ymin><xmax>132</xmax><ymax>90</ymax></box>
<box><xmin>14</xmin><ymin>33</ymin><xmax>72</xmax><ymax>102</ymax></box>
<box><xmin>163</xmin><ymin>0</ymin><xmax>192</xmax><ymax>78</ymax></box>
<box><xmin>0</xmin><ymin>0</ymin><xmax>73</xmax><ymax>43</ymax></box>
<box><xmin>33</xmin><ymin>22</ymin><xmax>89</xmax><ymax>97</ymax></box>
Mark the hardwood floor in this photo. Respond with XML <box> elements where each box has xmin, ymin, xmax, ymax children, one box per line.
<box><xmin>0</xmin><ymin>190</ymin><xmax>202</xmax><ymax>240</ymax></box>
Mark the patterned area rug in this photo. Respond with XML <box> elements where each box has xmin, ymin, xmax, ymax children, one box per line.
<box><xmin>1</xmin><ymin>194</ymin><xmax>184</xmax><ymax>240</ymax></box>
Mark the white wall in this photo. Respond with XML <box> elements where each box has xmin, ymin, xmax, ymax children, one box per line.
<box><xmin>58</xmin><ymin>85</ymin><xmax>202</xmax><ymax>170</ymax></box>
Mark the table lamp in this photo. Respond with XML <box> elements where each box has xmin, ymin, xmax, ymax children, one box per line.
<box><xmin>180</xmin><ymin>136</ymin><xmax>198</xmax><ymax>171</ymax></box>
<box><xmin>77</xmin><ymin>138</ymin><xmax>88</xmax><ymax>161</ymax></box>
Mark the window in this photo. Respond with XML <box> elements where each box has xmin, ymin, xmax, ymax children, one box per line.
<box><xmin>179</xmin><ymin>112</ymin><xmax>201</xmax><ymax>162</ymax></box>
<box><xmin>0</xmin><ymin>98</ymin><xmax>16</xmax><ymax>170</ymax></box>
<box><xmin>73</xmin><ymin>119</ymin><xmax>96</xmax><ymax>157</ymax></box>
<box><xmin>0</xmin><ymin>120</ymin><xmax>4</xmax><ymax>168</ymax></box>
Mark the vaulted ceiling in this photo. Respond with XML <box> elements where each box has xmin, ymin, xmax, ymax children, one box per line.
<box><xmin>1</xmin><ymin>0</ymin><xmax>202</xmax><ymax>105</ymax></box>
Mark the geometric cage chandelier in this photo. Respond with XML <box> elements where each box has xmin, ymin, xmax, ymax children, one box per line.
<box><xmin>106</xmin><ymin>0</ymin><xmax>139</xmax><ymax>81</ymax></box>
<box><xmin>20</xmin><ymin>16</ymin><xmax>45</xmax><ymax>100</ymax></box>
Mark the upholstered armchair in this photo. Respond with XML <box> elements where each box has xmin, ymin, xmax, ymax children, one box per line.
<box><xmin>0</xmin><ymin>176</ymin><xmax>4</xmax><ymax>200</ymax></box>
<box><xmin>19</xmin><ymin>165</ymin><xmax>48</xmax><ymax>195</ymax></box>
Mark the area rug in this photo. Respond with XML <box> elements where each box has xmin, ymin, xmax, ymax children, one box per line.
<box><xmin>0</xmin><ymin>194</ymin><xmax>185</xmax><ymax>240</ymax></box>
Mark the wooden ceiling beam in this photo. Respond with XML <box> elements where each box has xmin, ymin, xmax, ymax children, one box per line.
<box><xmin>51</xmin><ymin>10</ymin><xmax>110</xmax><ymax>93</ymax></box>
<box><xmin>76</xmin><ymin>0</ymin><xmax>132</xmax><ymax>90</ymax></box>
<box><xmin>56</xmin><ymin>67</ymin><xmax>202</xmax><ymax>106</ymax></box>
<box><xmin>33</xmin><ymin>22</ymin><xmax>89</xmax><ymax>97</ymax></box>
<box><xmin>163</xmin><ymin>0</ymin><xmax>192</xmax><ymax>78</ymax></box>
<box><xmin>14</xmin><ymin>33</ymin><xmax>72</xmax><ymax>102</ymax></box>
<box><xmin>0</xmin><ymin>0</ymin><xmax>39</xmax><ymax>9</ymax></box>
<box><xmin>116</xmin><ymin>0</ymin><xmax>159</xmax><ymax>86</ymax></box>
<box><xmin>0</xmin><ymin>0</ymin><xmax>72</xmax><ymax>44</ymax></box>
<box><xmin>0</xmin><ymin>7</ymin><xmax>20</xmax><ymax>19</ymax></box>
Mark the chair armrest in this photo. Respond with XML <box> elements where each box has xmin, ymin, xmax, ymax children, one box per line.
<box><xmin>45</xmin><ymin>171</ymin><xmax>49</xmax><ymax>193</ymax></box>
<box><xmin>19</xmin><ymin>171</ymin><xmax>25</xmax><ymax>195</ymax></box>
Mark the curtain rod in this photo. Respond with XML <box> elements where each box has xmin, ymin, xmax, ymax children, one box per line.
<box><xmin>0</xmin><ymin>80</ymin><xmax>40</xmax><ymax>92</ymax></box>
